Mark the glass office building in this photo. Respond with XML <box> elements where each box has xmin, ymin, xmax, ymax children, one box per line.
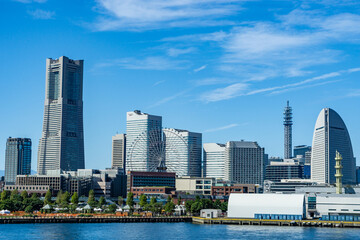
<box><xmin>5</xmin><ymin>138</ymin><xmax>31</xmax><ymax>183</ymax></box>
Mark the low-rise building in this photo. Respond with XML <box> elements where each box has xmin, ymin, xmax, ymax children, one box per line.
<box><xmin>127</xmin><ymin>171</ymin><xmax>176</xmax><ymax>192</ymax></box>
<box><xmin>131</xmin><ymin>187</ymin><xmax>175</xmax><ymax>197</ymax></box>
<box><xmin>211</xmin><ymin>184</ymin><xmax>258</xmax><ymax>196</ymax></box>
<box><xmin>175</xmin><ymin>176</ymin><xmax>215</xmax><ymax>195</ymax></box>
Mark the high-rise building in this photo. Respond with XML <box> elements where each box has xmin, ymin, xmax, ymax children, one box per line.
<box><xmin>224</xmin><ymin>141</ymin><xmax>265</xmax><ymax>185</ymax></box>
<box><xmin>163</xmin><ymin>128</ymin><xmax>202</xmax><ymax>177</ymax></box>
<box><xmin>111</xmin><ymin>134</ymin><xmax>126</xmax><ymax>170</ymax></box>
<box><xmin>5</xmin><ymin>138</ymin><xmax>32</xmax><ymax>183</ymax></box>
<box><xmin>126</xmin><ymin>110</ymin><xmax>162</xmax><ymax>172</ymax></box>
<box><xmin>203</xmin><ymin>143</ymin><xmax>226</xmax><ymax>179</ymax></box>
<box><xmin>37</xmin><ymin>56</ymin><xmax>85</xmax><ymax>175</ymax></box>
<box><xmin>284</xmin><ymin>101</ymin><xmax>293</xmax><ymax>159</ymax></box>
<box><xmin>311</xmin><ymin>108</ymin><xmax>356</xmax><ymax>184</ymax></box>
<box><xmin>294</xmin><ymin>145</ymin><xmax>311</xmax><ymax>159</ymax></box>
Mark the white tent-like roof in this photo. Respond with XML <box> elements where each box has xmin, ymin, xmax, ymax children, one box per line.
<box><xmin>228</xmin><ymin>193</ymin><xmax>305</xmax><ymax>218</ymax></box>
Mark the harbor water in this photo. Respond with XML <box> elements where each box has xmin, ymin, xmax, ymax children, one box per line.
<box><xmin>0</xmin><ymin>223</ymin><xmax>360</xmax><ymax>240</ymax></box>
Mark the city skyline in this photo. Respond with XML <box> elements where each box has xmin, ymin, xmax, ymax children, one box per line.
<box><xmin>1</xmin><ymin>0</ymin><xmax>360</xmax><ymax>171</ymax></box>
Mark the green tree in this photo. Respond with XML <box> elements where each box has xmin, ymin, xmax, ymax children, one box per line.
<box><xmin>56</xmin><ymin>190</ymin><xmax>63</xmax><ymax>204</ymax></box>
<box><xmin>30</xmin><ymin>193</ymin><xmax>38</xmax><ymax>199</ymax></box>
<box><xmin>25</xmin><ymin>205</ymin><xmax>33</xmax><ymax>213</ymax></box>
<box><xmin>164</xmin><ymin>201</ymin><xmax>175</xmax><ymax>214</ymax></box>
<box><xmin>60</xmin><ymin>191</ymin><xmax>70</xmax><ymax>204</ymax></box>
<box><xmin>99</xmin><ymin>196</ymin><xmax>106</xmax><ymax>207</ymax></box>
<box><xmin>185</xmin><ymin>200</ymin><xmax>194</xmax><ymax>214</ymax></box>
<box><xmin>190</xmin><ymin>201</ymin><xmax>203</xmax><ymax>215</ymax></box>
<box><xmin>88</xmin><ymin>190</ymin><xmax>95</xmax><ymax>203</ymax></box>
<box><xmin>0</xmin><ymin>199</ymin><xmax>14</xmax><ymax>211</ymax></box>
<box><xmin>71</xmin><ymin>192</ymin><xmax>79</xmax><ymax>205</ymax></box>
<box><xmin>178</xmin><ymin>196</ymin><xmax>182</xmax><ymax>205</ymax></box>
<box><xmin>20</xmin><ymin>191</ymin><xmax>28</xmax><ymax>200</ymax></box>
<box><xmin>117</xmin><ymin>196</ymin><xmax>124</xmax><ymax>206</ymax></box>
<box><xmin>126</xmin><ymin>192</ymin><xmax>134</xmax><ymax>211</ymax></box>
<box><xmin>44</xmin><ymin>190</ymin><xmax>52</xmax><ymax>205</ymax></box>
<box><xmin>220</xmin><ymin>202</ymin><xmax>228</xmax><ymax>212</ymax></box>
<box><xmin>150</xmin><ymin>197</ymin><xmax>157</xmax><ymax>205</ymax></box>
<box><xmin>139</xmin><ymin>194</ymin><xmax>147</xmax><ymax>207</ymax></box>
<box><xmin>108</xmin><ymin>203</ymin><xmax>117</xmax><ymax>213</ymax></box>
<box><xmin>167</xmin><ymin>195</ymin><xmax>172</xmax><ymax>203</ymax></box>
<box><xmin>1</xmin><ymin>190</ymin><xmax>10</xmax><ymax>201</ymax></box>
<box><xmin>150</xmin><ymin>202</ymin><xmax>163</xmax><ymax>214</ymax></box>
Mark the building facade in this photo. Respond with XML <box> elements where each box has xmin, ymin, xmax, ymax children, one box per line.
<box><xmin>211</xmin><ymin>184</ymin><xmax>258</xmax><ymax>196</ymax></box>
<box><xmin>163</xmin><ymin>128</ymin><xmax>202</xmax><ymax>177</ymax></box>
<box><xmin>112</xmin><ymin>134</ymin><xmax>126</xmax><ymax>170</ymax></box>
<box><xmin>38</xmin><ymin>56</ymin><xmax>85</xmax><ymax>175</ymax></box>
<box><xmin>311</xmin><ymin>108</ymin><xmax>356</xmax><ymax>184</ymax></box>
<box><xmin>294</xmin><ymin>145</ymin><xmax>312</xmax><ymax>160</ymax></box>
<box><xmin>175</xmin><ymin>176</ymin><xmax>215</xmax><ymax>195</ymax></box>
<box><xmin>127</xmin><ymin>171</ymin><xmax>176</xmax><ymax>192</ymax></box>
<box><xmin>126</xmin><ymin>110</ymin><xmax>162</xmax><ymax>172</ymax></box>
<box><xmin>203</xmin><ymin>143</ymin><xmax>226</xmax><ymax>179</ymax></box>
<box><xmin>225</xmin><ymin>141</ymin><xmax>265</xmax><ymax>185</ymax></box>
<box><xmin>265</xmin><ymin>162</ymin><xmax>304</xmax><ymax>182</ymax></box>
<box><xmin>5</xmin><ymin>138</ymin><xmax>31</xmax><ymax>183</ymax></box>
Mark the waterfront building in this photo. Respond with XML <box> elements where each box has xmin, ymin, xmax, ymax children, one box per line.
<box><xmin>9</xmin><ymin>168</ymin><xmax>126</xmax><ymax>197</ymax></box>
<box><xmin>163</xmin><ymin>128</ymin><xmax>202</xmax><ymax>177</ymax></box>
<box><xmin>131</xmin><ymin>186</ymin><xmax>175</xmax><ymax>198</ymax></box>
<box><xmin>265</xmin><ymin>161</ymin><xmax>304</xmax><ymax>182</ymax></box>
<box><xmin>211</xmin><ymin>184</ymin><xmax>258</xmax><ymax>196</ymax></box>
<box><xmin>37</xmin><ymin>56</ymin><xmax>85</xmax><ymax>175</ymax></box>
<box><xmin>228</xmin><ymin>193</ymin><xmax>305</xmax><ymax>219</ymax></box>
<box><xmin>127</xmin><ymin>171</ymin><xmax>176</xmax><ymax>192</ymax></box>
<box><xmin>284</xmin><ymin>101</ymin><xmax>293</xmax><ymax>159</ymax></box>
<box><xmin>5</xmin><ymin>138</ymin><xmax>31</xmax><ymax>184</ymax></box>
<box><xmin>357</xmin><ymin>167</ymin><xmax>360</xmax><ymax>185</ymax></box>
<box><xmin>263</xmin><ymin>179</ymin><xmax>317</xmax><ymax>194</ymax></box>
<box><xmin>126</xmin><ymin>110</ymin><xmax>162</xmax><ymax>172</ymax></box>
<box><xmin>224</xmin><ymin>141</ymin><xmax>265</xmax><ymax>185</ymax></box>
<box><xmin>203</xmin><ymin>143</ymin><xmax>226</xmax><ymax>179</ymax></box>
<box><xmin>311</xmin><ymin>108</ymin><xmax>356</xmax><ymax>184</ymax></box>
<box><xmin>112</xmin><ymin>134</ymin><xmax>126</xmax><ymax>170</ymax></box>
<box><xmin>175</xmin><ymin>176</ymin><xmax>215</xmax><ymax>195</ymax></box>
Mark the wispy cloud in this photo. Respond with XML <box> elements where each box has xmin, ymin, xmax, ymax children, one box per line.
<box><xmin>96</xmin><ymin>57</ymin><xmax>187</xmax><ymax>70</ymax></box>
<box><xmin>149</xmin><ymin>89</ymin><xmax>192</xmax><ymax>108</ymax></box>
<box><xmin>153</xmin><ymin>80</ymin><xmax>165</xmax><ymax>86</ymax></box>
<box><xmin>201</xmin><ymin>68</ymin><xmax>360</xmax><ymax>102</ymax></box>
<box><xmin>194</xmin><ymin>65</ymin><xmax>207</xmax><ymax>73</ymax></box>
<box><xmin>27</xmin><ymin>9</ymin><xmax>55</xmax><ymax>19</ymax></box>
<box><xmin>167</xmin><ymin>47</ymin><xmax>196</xmax><ymax>57</ymax></box>
<box><xmin>92</xmin><ymin>0</ymin><xmax>243</xmax><ymax>31</ymax></box>
<box><xmin>346</xmin><ymin>89</ymin><xmax>360</xmax><ymax>97</ymax></box>
<box><xmin>204</xmin><ymin>123</ymin><xmax>240</xmax><ymax>133</ymax></box>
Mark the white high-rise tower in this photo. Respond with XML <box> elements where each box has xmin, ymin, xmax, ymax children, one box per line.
<box><xmin>37</xmin><ymin>56</ymin><xmax>85</xmax><ymax>175</ymax></box>
<box><xmin>311</xmin><ymin>108</ymin><xmax>356</xmax><ymax>184</ymax></box>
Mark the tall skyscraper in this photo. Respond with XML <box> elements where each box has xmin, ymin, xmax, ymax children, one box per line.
<box><xmin>5</xmin><ymin>138</ymin><xmax>31</xmax><ymax>183</ymax></box>
<box><xmin>284</xmin><ymin>101</ymin><xmax>293</xmax><ymax>159</ymax></box>
<box><xmin>203</xmin><ymin>143</ymin><xmax>226</xmax><ymax>179</ymax></box>
<box><xmin>112</xmin><ymin>134</ymin><xmax>126</xmax><ymax>170</ymax></box>
<box><xmin>294</xmin><ymin>145</ymin><xmax>311</xmax><ymax>158</ymax></box>
<box><xmin>311</xmin><ymin>108</ymin><xmax>356</xmax><ymax>184</ymax></box>
<box><xmin>224</xmin><ymin>141</ymin><xmax>265</xmax><ymax>185</ymax></box>
<box><xmin>126</xmin><ymin>110</ymin><xmax>162</xmax><ymax>172</ymax></box>
<box><xmin>163</xmin><ymin>128</ymin><xmax>202</xmax><ymax>177</ymax></box>
<box><xmin>37</xmin><ymin>56</ymin><xmax>85</xmax><ymax>175</ymax></box>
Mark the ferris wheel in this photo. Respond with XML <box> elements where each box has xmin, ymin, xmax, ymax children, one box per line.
<box><xmin>127</xmin><ymin>128</ymin><xmax>191</xmax><ymax>177</ymax></box>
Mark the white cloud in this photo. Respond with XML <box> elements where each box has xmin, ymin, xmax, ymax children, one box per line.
<box><xmin>96</xmin><ymin>57</ymin><xmax>186</xmax><ymax>70</ymax></box>
<box><xmin>150</xmin><ymin>89</ymin><xmax>192</xmax><ymax>108</ymax></box>
<box><xmin>347</xmin><ymin>89</ymin><xmax>360</xmax><ymax>97</ymax></box>
<box><xmin>27</xmin><ymin>9</ymin><xmax>55</xmax><ymax>19</ymax></box>
<box><xmin>201</xmin><ymin>82</ymin><xmax>248</xmax><ymax>102</ymax></box>
<box><xmin>204</xmin><ymin>123</ymin><xmax>239</xmax><ymax>133</ymax></box>
<box><xmin>167</xmin><ymin>47</ymin><xmax>196</xmax><ymax>57</ymax></box>
<box><xmin>93</xmin><ymin>0</ymin><xmax>242</xmax><ymax>31</ymax></box>
<box><xmin>194</xmin><ymin>65</ymin><xmax>207</xmax><ymax>72</ymax></box>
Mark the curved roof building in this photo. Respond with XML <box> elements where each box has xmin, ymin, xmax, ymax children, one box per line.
<box><xmin>311</xmin><ymin>108</ymin><xmax>356</xmax><ymax>184</ymax></box>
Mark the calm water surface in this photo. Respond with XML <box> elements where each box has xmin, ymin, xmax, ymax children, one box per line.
<box><xmin>0</xmin><ymin>223</ymin><xmax>359</xmax><ymax>240</ymax></box>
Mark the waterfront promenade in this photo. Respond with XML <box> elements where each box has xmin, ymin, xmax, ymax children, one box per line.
<box><xmin>193</xmin><ymin>217</ymin><xmax>360</xmax><ymax>228</ymax></box>
<box><xmin>0</xmin><ymin>216</ymin><xmax>191</xmax><ymax>224</ymax></box>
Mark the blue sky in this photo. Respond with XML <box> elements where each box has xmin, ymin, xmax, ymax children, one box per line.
<box><xmin>0</xmin><ymin>0</ymin><xmax>359</xmax><ymax>171</ymax></box>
